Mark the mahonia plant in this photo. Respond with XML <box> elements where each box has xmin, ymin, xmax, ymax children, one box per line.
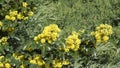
<box><xmin>61</xmin><ymin>31</ymin><xmax>81</xmax><ymax>52</ymax></box>
<box><xmin>34</xmin><ymin>24</ymin><xmax>61</xmax><ymax>44</ymax></box>
<box><xmin>5</xmin><ymin>2</ymin><xmax>34</xmax><ymax>21</ymax></box>
<box><xmin>91</xmin><ymin>24</ymin><xmax>113</xmax><ymax>43</ymax></box>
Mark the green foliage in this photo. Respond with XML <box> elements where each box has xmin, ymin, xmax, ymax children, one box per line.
<box><xmin>0</xmin><ymin>0</ymin><xmax>120</xmax><ymax>68</ymax></box>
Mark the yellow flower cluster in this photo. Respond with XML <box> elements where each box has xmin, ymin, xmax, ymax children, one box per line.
<box><xmin>29</xmin><ymin>55</ymin><xmax>45</xmax><ymax>66</ymax></box>
<box><xmin>0</xmin><ymin>56</ymin><xmax>11</xmax><ymax>68</ymax></box>
<box><xmin>0</xmin><ymin>21</ymin><xmax>3</xmax><ymax>27</ymax></box>
<box><xmin>53</xmin><ymin>59</ymin><xmax>69</xmax><ymax>68</ymax></box>
<box><xmin>5</xmin><ymin>2</ymin><xmax>34</xmax><ymax>21</ymax></box>
<box><xmin>5</xmin><ymin>10</ymin><xmax>33</xmax><ymax>21</ymax></box>
<box><xmin>64</xmin><ymin>31</ymin><xmax>81</xmax><ymax>52</ymax></box>
<box><xmin>0</xmin><ymin>37</ymin><xmax>8</xmax><ymax>45</ymax></box>
<box><xmin>0</xmin><ymin>62</ymin><xmax>11</xmax><ymax>68</ymax></box>
<box><xmin>91</xmin><ymin>24</ymin><xmax>113</xmax><ymax>43</ymax></box>
<box><xmin>12</xmin><ymin>53</ymin><xmax>24</xmax><ymax>61</ymax></box>
<box><xmin>34</xmin><ymin>24</ymin><xmax>61</xmax><ymax>44</ymax></box>
<box><xmin>22</xmin><ymin>2</ymin><xmax>28</xmax><ymax>8</ymax></box>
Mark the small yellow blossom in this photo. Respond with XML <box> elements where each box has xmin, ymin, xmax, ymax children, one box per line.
<box><xmin>0</xmin><ymin>62</ymin><xmax>4</xmax><ymax>67</ymax></box>
<box><xmin>41</xmin><ymin>39</ymin><xmax>46</xmax><ymax>43</ymax></box>
<box><xmin>10</xmin><ymin>16</ymin><xmax>16</xmax><ymax>21</ymax></box>
<box><xmin>92</xmin><ymin>24</ymin><xmax>112</xmax><ymax>43</ymax></box>
<box><xmin>22</xmin><ymin>2</ymin><xmax>28</xmax><ymax>8</ymax></box>
<box><xmin>30</xmin><ymin>60</ymin><xmax>37</xmax><ymax>64</ymax></box>
<box><xmin>17</xmin><ymin>13</ymin><xmax>23</xmax><ymax>20</ymax></box>
<box><xmin>5</xmin><ymin>15</ymin><xmax>11</xmax><ymax>20</ymax></box>
<box><xmin>34</xmin><ymin>24</ymin><xmax>61</xmax><ymax>44</ymax></box>
<box><xmin>103</xmin><ymin>35</ymin><xmax>109</xmax><ymax>42</ymax></box>
<box><xmin>64</xmin><ymin>31</ymin><xmax>81</xmax><ymax>52</ymax></box>
<box><xmin>5</xmin><ymin>63</ymin><xmax>11</xmax><ymax>68</ymax></box>
<box><xmin>9</xmin><ymin>10</ymin><xmax>18</xmax><ymax>16</ymax></box>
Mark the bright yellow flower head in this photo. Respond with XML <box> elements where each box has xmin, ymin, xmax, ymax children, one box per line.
<box><xmin>5</xmin><ymin>63</ymin><xmax>11</xmax><ymax>68</ymax></box>
<box><xmin>22</xmin><ymin>2</ymin><xmax>28</xmax><ymax>8</ymax></box>
<box><xmin>64</xmin><ymin>31</ymin><xmax>81</xmax><ymax>52</ymax></box>
<box><xmin>41</xmin><ymin>39</ymin><xmax>46</xmax><ymax>44</ymax></box>
<box><xmin>10</xmin><ymin>16</ymin><xmax>16</xmax><ymax>21</ymax></box>
<box><xmin>5</xmin><ymin>15</ymin><xmax>11</xmax><ymax>20</ymax></box>
<box><xmin>9</xmin><ymin>10</ymin><xmax>18</xmax><ymax>16</ymax></box>
<box><xmin>92</xmin><ymin>24</ymin><xmax>112</xmax><ymax>43</ymax></box>
<box><xmin>30</xmin><ymin>60</ymin><xmax>37</xmax><ymax>64</ymax></box>
<box><xmin>103</xmin><ymin>35</ymin><xmax>109</xmax><ymax>42</ymax></box>
<box><xmin>17</xmin><ymin>13</ymin><xmax>23</xmax><ymax>20</ymax></box>
<box><xmin>34</xmin><ymin>24</ymin><xmax>61</xmax><ymax>44</ymax></box>
<box><xmin>0</xmin><ymin>62</ymin><xmax>4</xmax><ymax>67</ymax></box>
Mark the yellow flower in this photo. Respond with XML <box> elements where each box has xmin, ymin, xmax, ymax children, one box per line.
<box><xmin>103</xmin><ymin>35</ymin><xmax>109</xmax><ymax>42</ymax></box>
<box><xmin>92</xmin><ymin>24</ymin><xmax>112</xmax><ymax>43</ymax></box>
<box><xmin>5</xmin><ymin>63</ymin><xmax>11</xmax><ymax>68</ymax></box>
<box><xmin>0</xmin><ymin>56</ymin><xmax>4</xmax><ymax>60</ymax></box>
<box><xmin>5</xmin><ymin>15</ymin><xmax>11</xmax><ymax>20</ymax></box>
<box><xmin>30</xmin><ymin>60</ymin><xmax>37</xmax><ymax>64</ymax></box>
<box><xmin>34</xmin><ymin>36</ymin><xmax>38</xmax><ymax>41</ymax></box>
<box><xmin>22</xmin><ymin>2</ymin><xmax>28</xmax><ymax>8</ymax></box>
<box><xmin>95</xmin><ymin>34</ymin><xmax>101</xmax><ymax>40</ymax></box>
<box><xmin>34</xmin><ymin>24</ymin><xmax>61</xmax><ymax>44</ymax></box>
<box><xmin>9</xmin><ymin>10</ymin><xmax>18</xmax><ymax>16</ymax></box>
<box><xmin>65</xmin><ymin>31</ymin><xmax>81</xmax><ymax>52</ymax></box>
<box><xmin>10</xmin><ymin>16</ymin><xmax>16</xmax><ymax>21</ymax></box>
<box><xmin>37</xmin><ymin>60</ymin><xmax>45</xmax><ymax>66</ymax></box>
<box><xmin>48</xmin><ymin>40</ymin><xmax>52</xmax><ymax>44</ymax></box>
<box><xmin>28</xmin><ymin>11</ymin><xmax>34</xmax><ymax>16</ymax></box>
<box><xmin>0</xmin><ymin>21</ymin><xmax>3</xmax><ymax>27</ymax></box>
<box><xmin>17</xmin><ymin>13</ymin><xmax>23</xmax><ymax>20</ymax></box>
<box><xmin>0</xmin><ymin>62</ymin><xmax>4</xmax><ymax>67</ymax></box>
<box><xmin>64</xmin><ymin>48</ymin><xmax>69</xmax><ymax>52</ymax></box>
<box><xmin>41</xmin><ymin>39</ymin><xmax>46</xmax><ymax>43</ymax></box>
